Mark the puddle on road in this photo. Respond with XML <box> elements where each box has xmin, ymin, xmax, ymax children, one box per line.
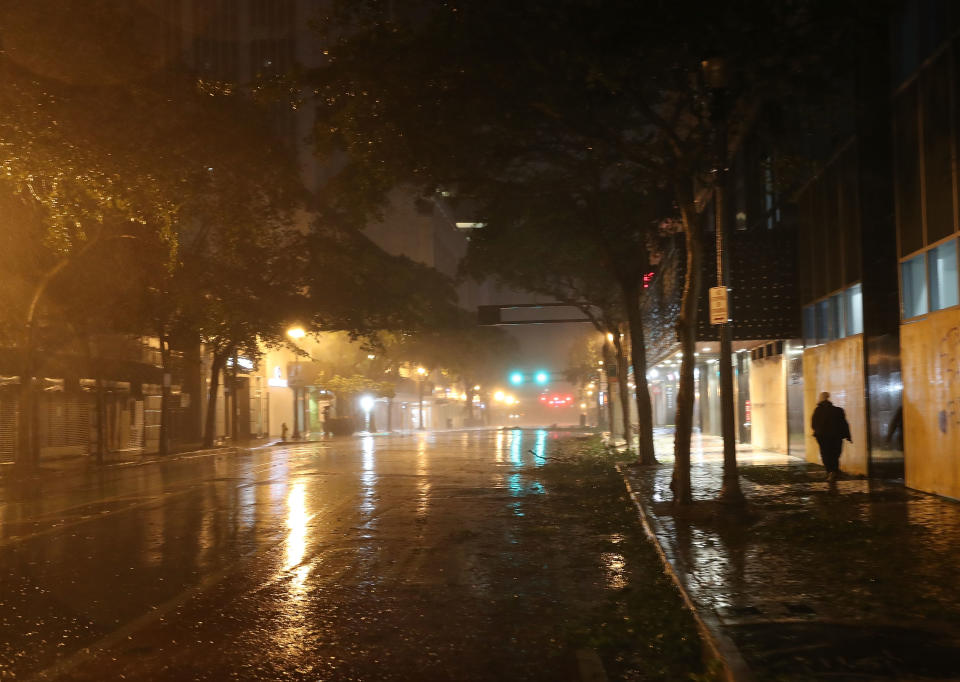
<box><xmin>601</xmin><ymin>552</ymin><xmax>628</xmax><ymax>589</ymax></box>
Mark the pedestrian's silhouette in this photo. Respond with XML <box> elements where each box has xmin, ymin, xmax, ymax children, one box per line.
<box><xmin>811</xmin><ymin>391</ymin><xmax>851</xmax><ymax>482</ymax></box>
<box><xmin>281</xmin><ymin>422</ymin><xmax>288</xmax><ymax>442</ymax></box>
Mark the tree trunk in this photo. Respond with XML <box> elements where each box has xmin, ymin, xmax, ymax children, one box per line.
<box><xmin>91</xmin><ymin>336</ymin><xmax>106</xmax><ymax>465</ymax></box>
<box><xmin>602</xmin><ymin>342</ymin><xmax>616</xmax><ymax>436</ymax></box>
<box><xmin>387</xmin><ymin>396</ymin><xmax>394</xmax><ymax>432</ymax></box>
<box><xmin>203</xmin><ymin>351</ymin><xmax>225</xmax><ymax>448</ymax></box>
<box><xmin>94</xmin><ymin>372</ymin><xmax>106</xmax><ymax>465</ymax></box>
<box><xmin>672</xmin><ymin>181</ymin><xmax>704</xmax><ymax>506</ymax></box>
<box><xmin>17</xmin><ymin>326</ymin><xmax>38</xmax><ymax>469</ymax></box>
<box><xmin>158</xmin><ymin>332</ymin><xmax>170</xmax><ymax>457</ymax></box>
<box><xmin>623</xmin><ymin>280</ymin><xmax>657</xmax><ymax>465</ymax></box>
<box><xmin>231</xmin><ymin>353</ymin><xmax>240</xmax><ymax>443</ymax></box>
<box><xmin>466</xmin><ymin>382</ymin><xmax>475</xmax><ymax>422</ymax></box>
<box><xmin>612</xmin><ymin>333</ymin><xmax>633</xmax><ymax>450</ymax></box>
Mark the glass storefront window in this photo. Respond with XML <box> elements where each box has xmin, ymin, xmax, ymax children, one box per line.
<box><xmin>829</xmin><ymin>293</ymin><xmax>844</xmax><ymax>340</ymax></box>
<box><xmin>929</xmin><ymin>239</ymin><xmax>959</xmax><ymax>311</ymax></box>
<box><xmin>901</xmin><ymin>252</ymin><xmax>928</xmax><ymax>318</ymax></box>
<box><xmin>845</xmin><ymin>283</ymin><xmax>863</xmax><ymax>335</ymax></box>
<box><xmin>802</xmin><ymin>305</ymin><xmax>816</xmax><ymax>347</ymax></box>
<box><xmin>816</xmin><ymin>299</ymin><xmax>829</xmax><ymax>344</ymax></box>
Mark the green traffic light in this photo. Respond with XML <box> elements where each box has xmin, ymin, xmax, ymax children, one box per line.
<box><xmin>509</xmin><ymin>371</ymin><xmax>524</xmax><ymax>385</ymax></box>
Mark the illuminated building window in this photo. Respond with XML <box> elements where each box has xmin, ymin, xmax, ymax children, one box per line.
<box><xmin>901</xmin><ymin>252</ymin><xmax>928</xmax><ymax>318</ymax></box>
<box><xmin>828</xmin><ymin>293</ymin><xmax>843</xmax><ymax>341</ymax></box>
<box><xmin>802</xmin><ymin>305</ymin><xmax>816</xmax><ymax>347</ymax></box>
<box><xmin>845</xmin><ymin>284</ymin><xmax>863</xmax><ymax>336</ymax></box>
<box><xmin>928</xmin><ymin>238</ymin><xmax>958</xmax><ymax>312</ymax></box>
<box><xmin>816</xmin><ymin>299</ymin><xmax>829</xmax><ymax>345</ymax></box>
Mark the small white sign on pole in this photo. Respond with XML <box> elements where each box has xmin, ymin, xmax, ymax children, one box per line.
<box><xmin>709</xmin><ymin>287</ymin><xmax>729</xmax><ymax>325</ymax></box>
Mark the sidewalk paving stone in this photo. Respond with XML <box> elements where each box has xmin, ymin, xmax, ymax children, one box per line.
<box><xmin>621</xmin><ymin>430</ymin><xmax>960</xmax><ymax>681</ymax></box>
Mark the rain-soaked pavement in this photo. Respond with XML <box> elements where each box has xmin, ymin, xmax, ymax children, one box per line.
<box><xmin>0</xmin><ymin>430</ymin><xmax>702</xmax><ymax>681</ymax></box>
<box><xmin>623</xmin><ymin>430</ymin><xmax>960</xmax><ymax>681</ymax></box>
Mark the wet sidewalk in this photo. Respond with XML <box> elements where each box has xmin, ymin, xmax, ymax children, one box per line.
<box><xmin>621</xmin><ymin>431</ymin><xmax>960</xmax><ymax>681</ymax></box>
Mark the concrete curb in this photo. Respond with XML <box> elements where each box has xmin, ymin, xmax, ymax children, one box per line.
<box><xmin>615</xmin><ymin>463</ymin><xmax>756</xmax><ymax>682</ymax></box>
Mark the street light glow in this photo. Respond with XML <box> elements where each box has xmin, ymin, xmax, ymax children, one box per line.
<box><xmin>417</xmin><ymin>366</ymin><xmax>427</xmax><ymax>376</ymax></box>
<box><xmin>287</xmin><ymin>327</ymin><xmax>305</xmax><ymax>339</ymax></box>
<box><xmin>359</xmin><ymin>395</ymin><xmax>375</xmax><ymax>412</ymax></box>
<box><xmin>494</xmin><ymin>390</ymin><xmax>505</xmax><ymax>402</ymax></box>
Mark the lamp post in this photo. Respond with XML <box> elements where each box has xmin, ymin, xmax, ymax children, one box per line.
<box><xmin>702</xmin><ymin>57</ymin><xmax>743</xmax><ymax>503</ymax></box>
<box><xmin>417</xmin><ymin>366</ymin><xmax>427</xmax><ymax>430</ymax></box>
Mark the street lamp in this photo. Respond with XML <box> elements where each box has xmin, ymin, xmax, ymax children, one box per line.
<box><xmin>417</xmin><ymin>366</ymin><xmax>427</xmax><ymax>430</ymax></box>
<box><xmin>360</xmin><ymin>394</ymin><xmax>375</xmax><ymax>432</ymax></box>
<box><xmin>702</xmin><ymin>56</ymin><xmax>742</xmax><ymax>503</ymax></box>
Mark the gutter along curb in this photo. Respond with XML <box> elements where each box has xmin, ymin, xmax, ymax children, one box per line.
<box><xmin>615</xmin><ymin>463</ymin><xmax>756</xmax><ymax>682</ymax></box>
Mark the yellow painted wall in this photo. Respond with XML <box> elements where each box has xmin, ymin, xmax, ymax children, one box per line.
<box><xmin>749</xmin><ymin>355</ymin><xmax>787</xmax><ymax>452</ymax></box>
<box><xmin>802</xmin><ymin>336</ymin><xmax>868</xmax><ymax>475</ymax></box>
<box><xmin>901</xmin><ymin>308</ymin><xmax>960</xmax><ymax>499</ymax></box>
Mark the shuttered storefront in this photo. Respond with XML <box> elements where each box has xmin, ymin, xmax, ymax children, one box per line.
<box><xmin>41</xmin><ymin>393</ymin><xmax>91</xmax><ymax>455</ymax></box>
<box><xmin>0</xmin><ymin>398</ymin><xmax>17</xmax><ymax>463</ymax></box>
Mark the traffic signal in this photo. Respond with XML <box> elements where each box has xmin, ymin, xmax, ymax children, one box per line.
<box><xmin>534</xmin><ymin>371</ymin><xmax>549</xmax><ymax>385</ymax></box>
<box><xmin>509</xmin><ymin>371</ymin><xmax>524</xmax><ymax>385</ymax></box>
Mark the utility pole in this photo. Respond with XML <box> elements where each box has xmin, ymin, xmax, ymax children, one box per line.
<box><xmin>704</xmin><ymin>56</ymin><xmax>744</xmax><ymax>504</ymax></box>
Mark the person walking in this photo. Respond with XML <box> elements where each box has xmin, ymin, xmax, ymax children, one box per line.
<box><xmin>811</xmin><ymin>391</ymin><xmax>851</xmax><ymax>482</ymax></box>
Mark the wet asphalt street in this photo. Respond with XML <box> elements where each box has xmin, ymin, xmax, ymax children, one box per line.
<box><xmin>0</xmin><ymin>430</ymin><xmax>681</xmax><ymax>681</ymax></box>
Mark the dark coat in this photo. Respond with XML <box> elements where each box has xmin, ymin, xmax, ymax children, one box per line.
<box><xmin>811</xmin><ymin>400</ymin><xmax>851</xmax><ymax>442</ymax></box>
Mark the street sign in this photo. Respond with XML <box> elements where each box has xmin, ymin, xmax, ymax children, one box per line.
<box><xmin>709</xmin><ymin>287</ymin><xmax>729</xmax><ymax>325</ymax></box>
<box><xmin>477</xmin><ymin>303</ymin><xmax>594</xmax><ymax>325</ymax></box>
